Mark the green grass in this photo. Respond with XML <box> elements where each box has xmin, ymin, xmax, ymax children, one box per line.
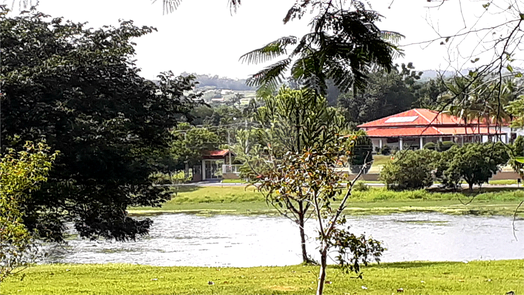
<box><xmin>1</xmin><ymin>260</ymin><xmax>522</xmax><ymax>294</ymax></box>
<box><xmin>488</xmin><ymin>179</ymin><xmax>521</xmax><ymax>185</ymax></box>
<box><xmin>221</xmin><ymin>179</ymin><xmax>248</xmax><ymax>183</ymax></box>
<box><xmin>372</xmin><ymin>154</ymin><xmax>392</xmax><ymax>166</ymax></box>
<box><xmin>131</xmin><ymin>186</ymin><xmax>524</xmax><ymax>217</ymax></box>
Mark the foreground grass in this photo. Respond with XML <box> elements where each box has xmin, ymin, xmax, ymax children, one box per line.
<box><xmin>1</xmin><ymin>260</ymin><xmax>522</xmax><ymax>295</ymax></box>
<box><xmin>131</xmin><ymin>186</ymin><xmax>524</xmax><ymax>216</ymax></box>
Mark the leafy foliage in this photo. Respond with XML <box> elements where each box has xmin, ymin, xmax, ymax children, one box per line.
<box><xmin>380</xmin><ymin>149</ymin><xmax>438</xmax><ymax>190</ymax></box>
<box><xmin>433</xmin><ymin>143</ymin><xmax>510</xmax><ymax>190</ymax></box>
<box><xmin>0</xmin><ymin>12</ymin><xmax>197</xmax><ymax>242</ymax></box>
<box><xmin>240</xmin><ymin>1</ymin><xmax>401</xmax><ymax>97</ymax></box>
<box><xmin>255</xmin><ymin>86</ymin><xmax>347</xmax><ymax>156</ymax></box>
<box><xmin>1</xmin><ymin>141</ymin><xmax>57</xmax><ymax>283</ymax></box>
<box><xmin>170</xmin><ymin>123</ymin><xmax>221</xmax><ymax>168</ymax></box>
<box><xmin>338</xmin><ymin>63</ymin><xmax>421</xmax><ymax>124</ymax></box>
<box><xmin>509</xmin><ymin>136</ymin><xmax>524</xmax><ymax>179</ymax></box>
<box><xmin>506</xmin><ymin>95</ymin><xmax>524</xmax><ymax>128</ymax></box>
<box><xmin>328</xmin><ymin>217</ymin><xmax>384</xmax><ymax>275</ymax></box>
<box><xmin>255</xmin><ymin>137</ymin><xmax>384</xmax><ymax>294</ymax></box>
<box><xmin>349</xmin><ymin>130</ymin><xmax>373</xmax><ymax>172</ymax></box>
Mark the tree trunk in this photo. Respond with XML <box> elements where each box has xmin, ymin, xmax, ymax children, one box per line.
<box><xmin>316</xmin><ymin>247</ymin><xmax>328</xmax><ymax>295</ymax></box>
<box><xmin>298</xmin><ymin>213</ymin><xmax>308</xmax><ymax>263</ymax></box>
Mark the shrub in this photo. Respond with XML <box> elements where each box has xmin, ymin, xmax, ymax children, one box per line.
<box><xmin>352</xmin><ymin>181</ymin><xmax>369</xmax><ymax>192</ymax></box>
<box><xmin>437</xmin><ymin>140</ymin><xmax>456</xmax><ymax>152</ymax></box>
<box><xmin>379</xmin><ymin>149</ymin><xmax>438</xmax><ymax>190</ymax></box>
<box><xmin>423</xmin><ymin>142</ymin><xmax>436</xmax><ymax>150</ymax></box>
<box><xmin>350</xmin><ymin>130</ymin><xmax>373</xmax><ymax>166</ymax></box>
<box><xmin>380</xmin><ymin>145</ymin><xmax>391</xmax><ymax>155</ymax></box>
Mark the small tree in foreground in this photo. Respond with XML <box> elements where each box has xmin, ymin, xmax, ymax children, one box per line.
<box><xmin>255</xmin><ymin>137</ymin><xmax>384</xmax><ymax>295</ymax></box>
<box><xmin>0</xmin><ymin>141</ymin><xmax>57</xmax><ymax>283</ymax></box>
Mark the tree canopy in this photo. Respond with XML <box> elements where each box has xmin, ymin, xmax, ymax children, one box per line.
<box><xmin>240</xmin><ymin>0</ymin><xmax>402</xmax><ymax>96</ymax></box>
<box><xmin>0</xmin><ymin>12</ymin><xmax>198</xmax><ymax>242</ymax></box>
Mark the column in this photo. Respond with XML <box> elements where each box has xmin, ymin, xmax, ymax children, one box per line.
<box><xmin>419</xmin><ymin>137</ymin><xmax>424</xmax><ymax>150</ymax></box>
<box><xmin>379</xmin><ymin>139</ymin><xmax>383</xmax><ymax>149</ymax></box>
<box><xmin>399</xmin><ymin>137</ymin><xmax>403</xmax><ymax>150</ymax></box>
<box><xmin>202</xmin><ymin>159</ymin><xmax>206</xmax><ymax>180</ymax></box>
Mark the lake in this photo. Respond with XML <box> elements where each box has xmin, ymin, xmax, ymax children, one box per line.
<box><xmin>45</xmin><ymin>213</ymin><xmax>524</xmax><ymax>267</ymax></box>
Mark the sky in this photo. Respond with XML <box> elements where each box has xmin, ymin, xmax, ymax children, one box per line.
<box><xmin>9</xmin><ymin>0</ymin><xmax>519</xmax><ymax>80</ymax></box>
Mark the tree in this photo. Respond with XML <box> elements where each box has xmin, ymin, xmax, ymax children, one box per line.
<box><xmin>0</xmin><ymin>12</ymin><xmax>198</xmax><ymax>242</ymax></box>
<box><xmin>256</xmin><ymin>138</ymin><xmax>384</xmax><ymax>295</ymax></box>
<box><xmin>380</xmin><ymin>149</ymin><xmax>438</xmax><ymax>190</ymax></box>
<box><xmin>338</xmin><ymin>63</ymin><xmax>420</xmax><ymax>124</ymax></box>
<box><xmin>440</xmin><ymin>74</ymin><xmax>521</xmax><ymax>136</ymax></box>
<box><xmin>444</xmin><ymin>143</ymin><xmax>510</xmax><ymax>190</ymax></box>
<box><xmin>349</xmin><ymin>130</ymin><xmax>373</xmax><ymax>173</ymax></box>
<box><xmin>1</xmin><ymin>141</ymin><xmax>57</xmax><ymax>283</ymax></box>
<box><xmin>240</xmin><ymin>0</ymin><xmax>401</xmax><ymax>97</ymax></box>
<box><xmin>170</xmin><ymin>123</ymin><xmax>221</xmax><ymax>169</ymax></box>
<box><xmin>255</xmin><ymin>86</ymin><xmax>347</xmax><ymax>156</ymax></box>
<box><xmin>506</xmin><ymin>95</ymin><xmax>524</xmax><ymax>129</ymax></box>
<box><xmin>509</xmin><ymin>136</ymin><xmax>524</xmax><ymax>179</ymax></box>
<box><xmin>412</xmin><ymin>78</ymin><xmax>448</xmax><ymax>109</ymax></box>
<box><xmin>247</xmin><ymin>86</ymin><xmax>348</xmax><ymax>263</ymax></box>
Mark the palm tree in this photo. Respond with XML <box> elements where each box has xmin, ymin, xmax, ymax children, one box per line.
<box><xmin>441</xmin><ymin>74</ymin><xmax>521</xmax><ymax>142</ymax></box>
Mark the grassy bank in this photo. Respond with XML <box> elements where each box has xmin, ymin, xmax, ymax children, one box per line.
<box><xmin>1</xmin><ymin>260</ymin><xmax>522</xmax><ymax>294</ymax></box>
<box><xmin>131</xmin><ymin>186</ymin><xmax>524</xmax><ymax>216</ymax></box>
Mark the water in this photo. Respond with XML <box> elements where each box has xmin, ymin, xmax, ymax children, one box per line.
<box><xmin>45</xmin><ymin>213</ymin><xmax>524</xmax><ymax>267</ymax></box>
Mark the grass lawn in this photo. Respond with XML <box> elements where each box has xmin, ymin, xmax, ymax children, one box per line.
<box><xmin>1</xmin><ymin>260</ymin><xmax>522</xmax><ymax>294</ymax></box>
<box><xmin>131</xmin><ymin>186</ymin><xmax>524</xmax><ymax>217</ymax></box>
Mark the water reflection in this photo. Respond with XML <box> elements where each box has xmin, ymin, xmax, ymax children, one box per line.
<box><xmin>45</xmin><ymin>213</ymin><xmax>524</xmax><ymax>267</ymax></box>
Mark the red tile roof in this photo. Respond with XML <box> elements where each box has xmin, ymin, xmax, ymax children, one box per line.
<box><xmin>364</xmin><ymin>126</ymin><xmax>501</xmax><ymax>137</ymax></box>
<box><xmin>358</xmin><ymin>108</ymin><xmax>473</xmax><ymax>128</ymax></box>
<box><xmin>358</xmin><ymin>109</ymin><xmax>504</xmax><ymax>138</ymax></box>
<box><xmin>203</xmin><ymin>149</ymin><xmax>234</xmax><ymax>158</ymax></box>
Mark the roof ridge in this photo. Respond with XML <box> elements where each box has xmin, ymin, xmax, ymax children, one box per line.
<box><xmin>414</xmin><ymin>108</ymin><xmax>434</xmax><ymax>124</ymax></box>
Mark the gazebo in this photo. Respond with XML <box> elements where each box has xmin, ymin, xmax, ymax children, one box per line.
<box><xmin>357</xmin><ymin>108</ymin><xmax>509</xmax><ymax>151</ymax></box>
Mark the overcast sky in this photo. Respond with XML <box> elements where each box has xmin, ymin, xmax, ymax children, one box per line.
<box><xmin>12</xmin><ymin>0</ymin><xmax>516</xmax><ymax>80</ymax></box>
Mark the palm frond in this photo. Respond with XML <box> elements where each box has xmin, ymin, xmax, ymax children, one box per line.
<box><xmin>246</xmin><ymin>58</ymin><xmax>292</xmax><ymax>90</ymax></box>
<box><xmin>239</xmin><ymin>36</ymin><xmax>298</xmax><ymax>65</ymax></box>
<box><xmin>380</xmin><ymin>30</ymin><xmax>405</xmax><ymax>44</ymax></box>
<box><xmin>154</xmin><ymin>0</ymin><xmax>182</xmax><ymax>14</ymax></box>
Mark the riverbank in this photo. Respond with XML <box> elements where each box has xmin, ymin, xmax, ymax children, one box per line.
<box><xmin>1</xmin><ymin>260</ymin><xmax>522</xmax><ymax>294</ymax></box>
<box><xmin>130</xmin><ymin>186</ymin><xmax>524</xmax><ymax>216</ymax></box>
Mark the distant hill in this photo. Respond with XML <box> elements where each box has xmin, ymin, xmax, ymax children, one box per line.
<box><xmin>181</xmin><ymin>72</ymin><xmax>255</xmax><ymax>91</ymax></box>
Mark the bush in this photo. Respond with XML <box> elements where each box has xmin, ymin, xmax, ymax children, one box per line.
<box><xmin>350</xmin><ymin>130</ymin><xmax>373</xmax><ymax>166</ymax></box>
<box><xmin>352</xmin><ymin>181</ymin><xmax>369</xmax><ymax>192</ymax></box>
<box><xmin>379</xmin><ymin>149</ymin><xmax>438</xmax><ymax>190</ymax></box>
<box><xmin>423</xmin><ymin>142</ymin><xmax>436</xmax><ymax>150</ymax></box>
<box><xmin>380</xmin><ymin>145</ymin><xmax>391</xmax><ymax>155</ymax></box>
<box><xmin>437</xmin><ymin>141</ymin><xmax>456</xmax><ymax>152</ymax></box>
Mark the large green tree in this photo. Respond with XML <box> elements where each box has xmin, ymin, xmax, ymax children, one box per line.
<box><xmin>0</xmin><ymin>12</ymin><xmax>198</xmax><ymax>242</ymax></box>
<box><xmin>338</xmin><ymin>63</ymin><xmax>421</xmax><ymax>124</ymax></box>
<box><xmin>441</xmin><ymin>143</ymin><xmax>509</xmax><ymax>190</ymax></box>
